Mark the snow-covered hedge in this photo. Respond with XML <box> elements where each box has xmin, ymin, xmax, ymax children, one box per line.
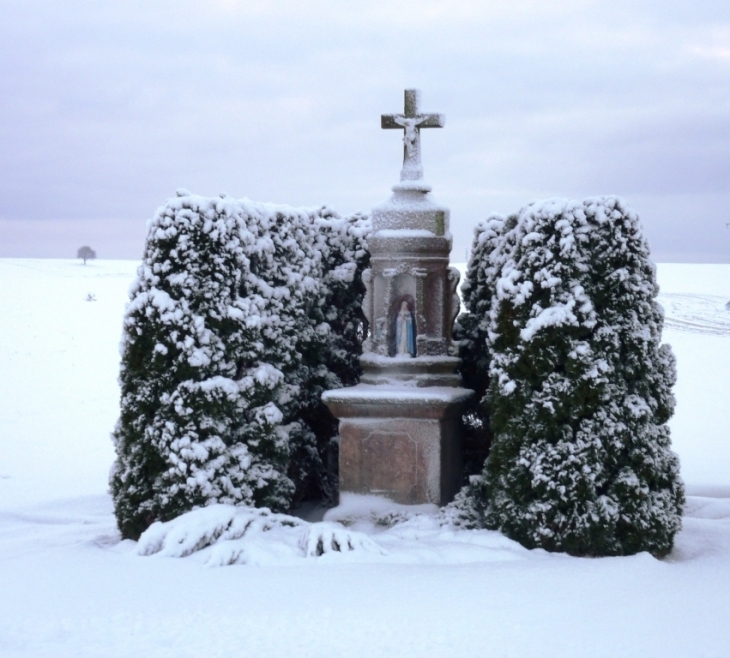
<box><xmin>456</xmin><ymin>196</ymin><xmax>684</xmax><ymax>557</ymax></box>
<box><xmin>111</xmin><ymin>191</ymin><xmax>369</xmax><ymax>540</ymax></box>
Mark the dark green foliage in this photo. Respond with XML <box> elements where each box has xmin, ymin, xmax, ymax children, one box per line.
<box><xmin>455</xmin><ymin>214</ymin><xmax>507</xmax><ymax>477</ymax></box>
<box><xmin>279</xmin><ymin>212</ymin><xmax>371</xmax><ymax>506</ymax></box>
<box><xmin>458</xmin><ymin>197</ymin><xmax>684</xmax><ymax>557</ymax></box>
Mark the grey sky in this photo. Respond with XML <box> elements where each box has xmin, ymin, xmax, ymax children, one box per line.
<box><xmin>1</xmin><ymin>0</ymin><xmax>729</xmax><ymax>262</ymax></box>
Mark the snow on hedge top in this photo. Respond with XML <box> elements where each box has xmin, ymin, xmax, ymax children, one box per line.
<box><xmin>128</xmin><ymin>190</ymin><xmax>364</xmax><ymax>385</ymax></box>
<box><xmin>491</xmin><ymin>198</ymin><xmax>597</xmax><ymax>343</ymax></box>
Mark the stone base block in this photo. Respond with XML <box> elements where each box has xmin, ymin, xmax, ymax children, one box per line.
<box><xmin>323</xmin><ymin>385</ymin><xmax>473</xmax><ymax>506</ymax></box>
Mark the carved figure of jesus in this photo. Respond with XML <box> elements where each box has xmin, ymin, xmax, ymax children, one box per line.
<box><xmin>401</xmin><ymin>118</ymin><xmax>418</xmax><ymax>159</ymax></box>
<box><xmin>381</xmin><ymin>89</ymin><xmax>444</xmax><ymax>182</ymax></box>
<box><xmin>395</xmin><ymin>301</ymin><xmax>416</xmax><ymax>357</ymax></box>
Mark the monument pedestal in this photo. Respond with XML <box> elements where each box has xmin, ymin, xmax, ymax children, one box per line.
<box><xmin>323</xmin><ymin>384</ymin><xmax>472</xmax><ymax>505</ymax></box>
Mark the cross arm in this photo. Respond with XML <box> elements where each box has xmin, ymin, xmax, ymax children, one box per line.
<box><xmin>381</xmin><ymin>113</ymin><xmax>445</xmax><ymax>129</ymax></box>
<box><xmin>381</xmin><ymin>115</ymin><xmax>404</xmax><ymax>129</ymax></box>
<box><xmin>416</xmin><ymin>113</ymin><xmax>445</xmax><ymax>128</ymax></box>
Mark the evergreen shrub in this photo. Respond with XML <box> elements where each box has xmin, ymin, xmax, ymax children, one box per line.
<box><xmin>456</xmin><ymin>196</ymin><xmax>684</xmax><ymax>557</ymax></box>
<box><xmin>110</xmin><ymin>191</ymin><xmax>369</xmax><ymax>539</ymax></box>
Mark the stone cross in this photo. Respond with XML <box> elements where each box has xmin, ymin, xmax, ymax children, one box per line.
<box><xmin>381</xmin><ymin>89</ymin><xmax>444</xmax><ymax>182</ymax></box>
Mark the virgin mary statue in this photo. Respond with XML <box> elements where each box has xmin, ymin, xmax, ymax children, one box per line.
<box><xmin>395</xmin><ymin>300</ymin><xmax>416</xmax><ymax>357</ymax></box>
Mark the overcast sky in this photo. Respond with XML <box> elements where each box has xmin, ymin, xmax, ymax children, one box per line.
<box><xmin>1</xmin><ymin>0</ymin><xmax>729</xmax><ymax>262</ymax></box>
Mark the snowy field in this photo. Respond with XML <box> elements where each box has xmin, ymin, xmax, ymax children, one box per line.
<box><xmin>0</xmin><ymin>258</ymin><xmax>729</xmax><ymax>657</ymax></box>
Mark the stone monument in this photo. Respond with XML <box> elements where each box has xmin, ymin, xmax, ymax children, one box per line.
<box><xmin>323</xmin><ymin>89</ymin><xmax>474</xmax><ymax>506</ymax></box>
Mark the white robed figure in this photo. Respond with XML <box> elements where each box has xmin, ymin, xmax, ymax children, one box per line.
<box><xmin>395</xmin><ymin>300</ymin><xmax>416</xmax><ymax>357</ymax></box>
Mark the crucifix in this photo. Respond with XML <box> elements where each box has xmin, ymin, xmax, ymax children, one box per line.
<box><xmin>382</xmin><ymin>89</ymin><xmax>445</xmax><ymax>182</ymax></box>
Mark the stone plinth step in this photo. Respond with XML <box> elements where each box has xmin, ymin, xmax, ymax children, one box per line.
<box><xmin>359</xmin><ymin>353</ymin><xmax>462</xmax><ymax>387</ymax></box>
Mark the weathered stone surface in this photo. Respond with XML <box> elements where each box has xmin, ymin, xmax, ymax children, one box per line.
<box><xmin>324</xmin><ymin>386</ymin><xmax>471</xmax><ymax>505</ymax></box>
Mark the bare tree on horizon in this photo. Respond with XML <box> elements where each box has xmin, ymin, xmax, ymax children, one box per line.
<box><xmin>77</xmin><ymin>246</ymin><xmax>97</xmax><ymax>265</ymax></box>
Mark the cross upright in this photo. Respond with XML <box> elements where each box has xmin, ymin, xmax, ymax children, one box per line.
<box><xmin>382</xmin><ymin>89</ymin><xmax>444</xmax><ymax>182</ymax></box>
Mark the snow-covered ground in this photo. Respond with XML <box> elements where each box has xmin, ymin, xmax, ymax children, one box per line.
<box><xmin>0</xmin><ymin>258</ymin><xmax>729</xmax><ymax>657</ymax></box>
